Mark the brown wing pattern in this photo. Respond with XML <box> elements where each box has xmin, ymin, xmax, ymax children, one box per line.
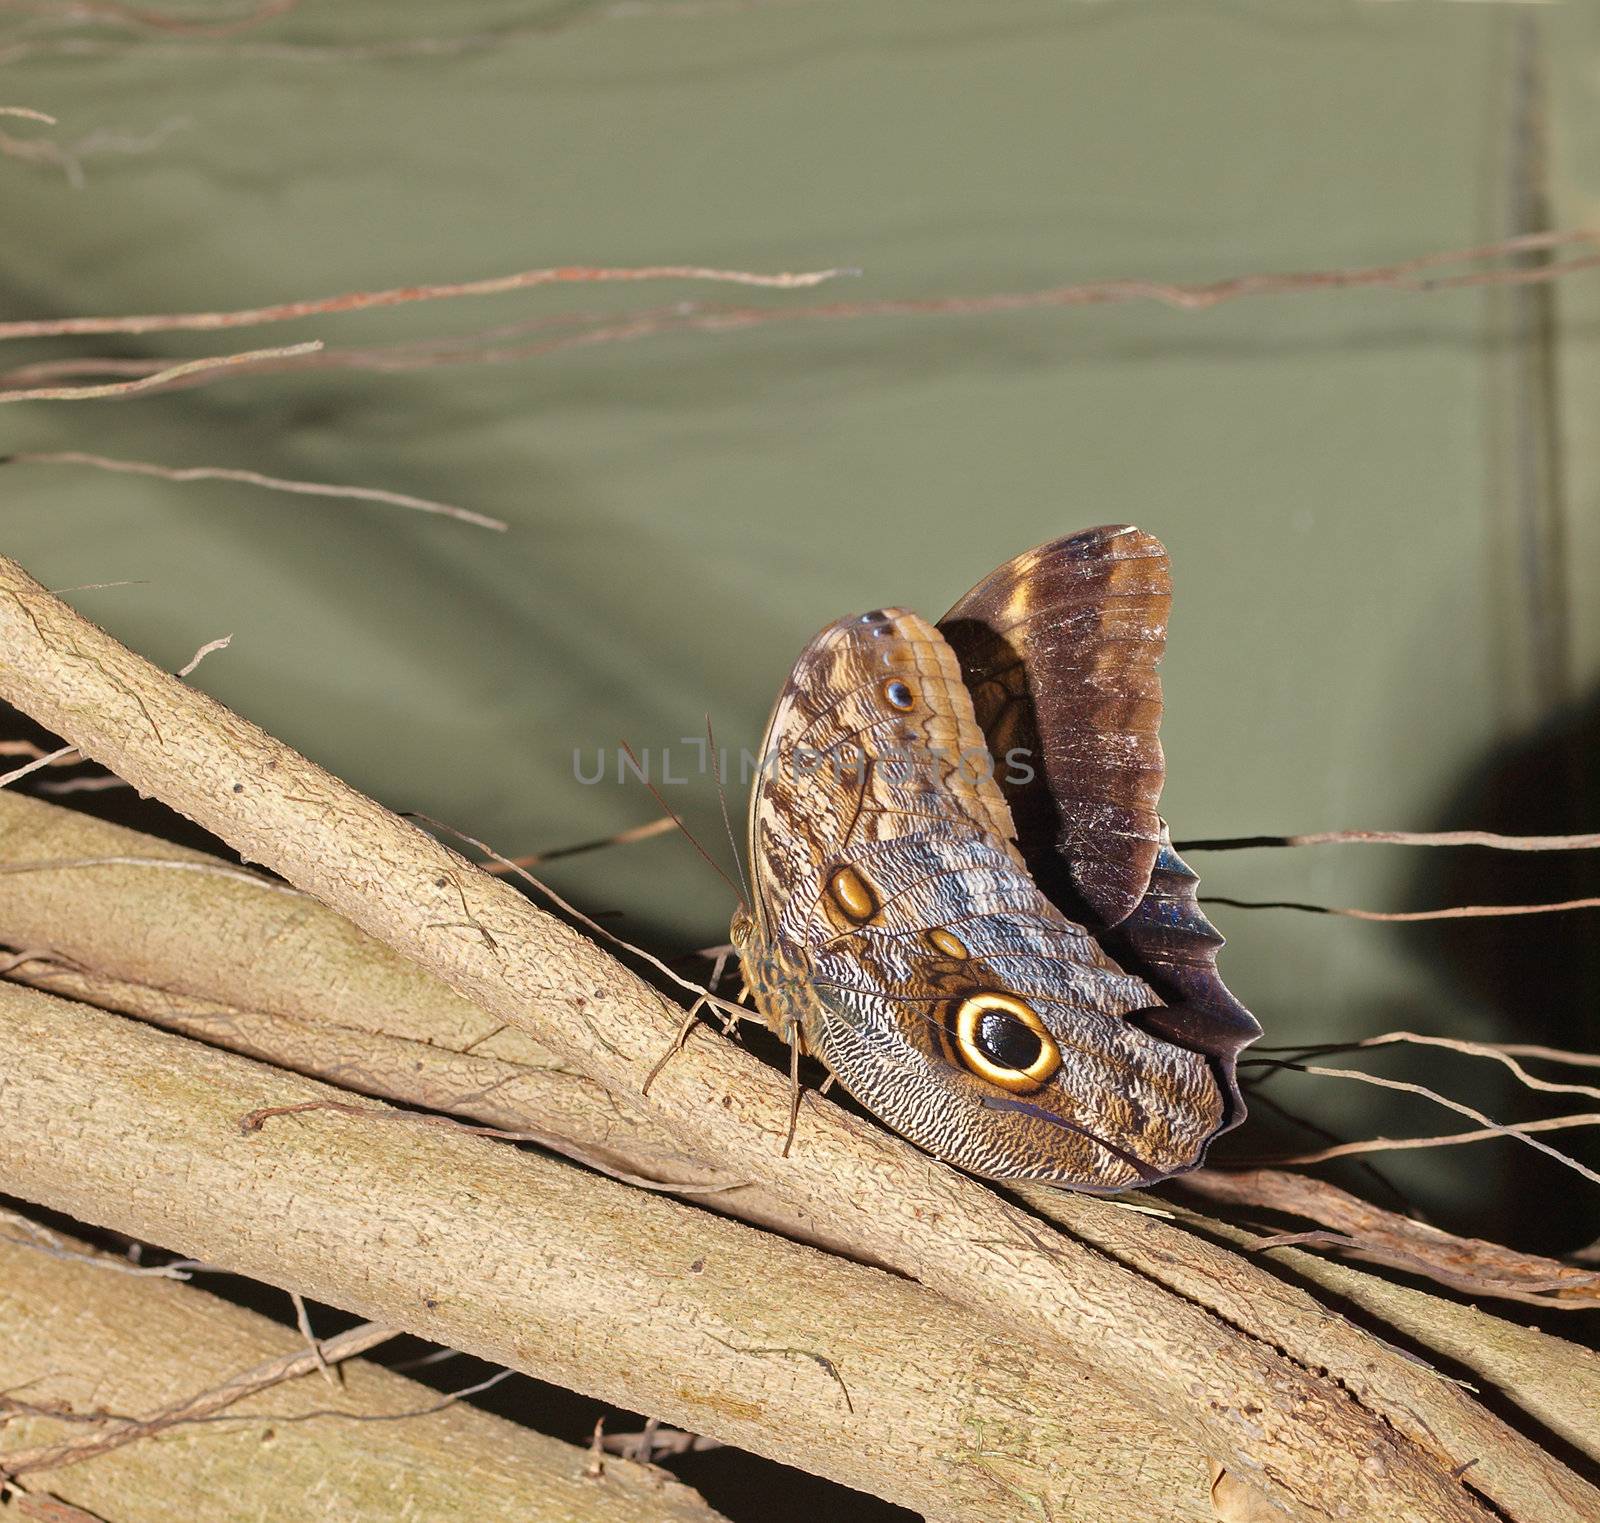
<box><xmin>939</xmin><ymin>524</ymin><xmax>1169</xmax><ymax>929</ymax></box>
<box><xmin>747</xmin><ymin>606</ymin><xmax>1021</xmax><ymax>949</ymax></box>
<box><xmin>739</xmin><ymin>608</ymin><xmax>1228</xmax><ymax>1190</ymax></box>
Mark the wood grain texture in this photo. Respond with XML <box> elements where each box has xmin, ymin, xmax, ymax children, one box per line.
<box><xmin>0</xmin><ymin>1226</ymin><xmax>724</xmax><ymax>1523</ymax></box>
<box><xmin>6</xmin><ymin>789</ymin><xmax>1593</xmax><ymax>1502</ymax></box>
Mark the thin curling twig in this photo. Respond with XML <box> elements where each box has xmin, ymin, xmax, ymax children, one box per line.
<box><xmin>5</xmin><ymin>233</ymin><xmax>1596</xmax><ymax>398</ymax></box>
<box><xmin>5</xmin><ymin>452</ymin><xmax>507</xmax><ymax>532</ymax></box>
<box><xmin>0</xmin><ymin>341</ymin><xmax>322</xmax><ymax>402</ymax></box>
<box><xmin>1178</xmin><ymin>827</ymin><xmax>1600</xmax><ymax>852</ymax></box>
<box><xmin>0</xmin><ymin>265</ymin><xmax>851</xmax><ymax>342</ymax></box>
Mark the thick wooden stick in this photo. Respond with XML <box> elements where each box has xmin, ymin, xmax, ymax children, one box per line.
<box><xmin>0</xmin><ymin>790</ymin><xmax>843</xmax><ymax>1250</ymax></box>
<box><xmin>0</xmin><ymin>1220</ymin><xmax>728</xmax><ymax>1523</ymax></box>
<box><xmin>0</xmin><ymin>556</ymin><xmax>1579</xmax><ymax>1523</ymax></box>
<box><xmin>0</xmin><ymin>979</ymin><xmax>1215</xmax><ymax>1523</ymax></box>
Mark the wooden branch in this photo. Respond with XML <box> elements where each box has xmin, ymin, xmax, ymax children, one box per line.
<box><xmin>0</xmin><ymin>790</ymin><xmax>857</xmax><ymax>1252</ymax></box>
<box><xmin>1180</xmin><ymin>1168</ymin><xmax>1600</xmax><ymax>1308</ymax></box>
<box><xmin>0</xmin><ymin>1218</ymin><xmax>728</xmax><ymax>1523</ymax></box>
<box><xmin>0</xmin><ymin>558</ymin><xmax>1590</xmax><ymax>1522</ymax></box>
<box><xmin>1</xmin><ymin>790</ymin><xmax>1591</xmax><ymax>1510</ymax></box>
<box><xmin>0</xmin><ymin>978</ymin><xmax>1216</xmax><ymax>1523</ymax></box>
<box><xmin>1160</xmin><ymin>1205</ymin><xmax>1600</xmax><ymax>1471</ymax></box>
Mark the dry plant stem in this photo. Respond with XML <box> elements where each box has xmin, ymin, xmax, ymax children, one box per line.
<box><xmin>8</xmin><ymin>963</ymin><xmax>753</xmax><ymax>1203</ymax></box>
<box><xmin>0</xmin><ymin>797</ymin><xmax>1593</xmax><ymax>1520</ymax></box>
<box><xmin>1264</xmin><ymin>1112</ymin><xmax>1600</xmax><ymax>1166</ymax></box>
<box><xmin>1210</xmin><ymin>893</ymin><xmax>1600</xmax><ymax>921</ymax></box>
<box><xmin>0</xmin><ymin>341</ymin><xmax>321</xmax><ymax>403</ymax></box>
<box><xmin>0</xmin><ymin>562</ymin><xmax>1578</xmax><ymax>1523</ymax></box>
<box><xmin>1260</xmin><ymin>1063</ymin><xmax>1600</xmax><ymax>1185</ymax></box>
<box><xmin>3</xmin><ymin>1490</ymin><xmax>104</xmax><ymax>1523</ymax></box>
<box><xmin>1257</xmin><ymin>1032</ymin><xmax>1600</xmax><ymax>1101</ymax></box>
<box><xmin>2</xmin><ymin>1320</ymin><xmax>397</xmax><ymax>1477</ymax></box>
<box><xmin>5</xmin><ymin>452</ymin><xmax>507</xmax><ymax>532</ymax></box>
<box><xmin>0</xmin><ymin>792</ymin><xmax>754</xmax><ymax>1217</ymax></box>
<box><xmin>0</xmin><ymin>265</ymin><xmax>847</xmax><ymax>342</ymax></box>
<box><xmin>0</xmin><ymin>981</ymin><xmax>1219</xmax><ymax>1523</ymax></box>
<box><xmin>8</xmin><ymin>231</ymin><xmax>1594</xmax><ymax>395</ymax></box>
<box><xmin>0</xmin><ymin>741</ymin><xmax>75</xmax><ymax>785</ymax></box>
<box><xmin>1156</xmin><ymin>1205</ymin><xmax>1600</xmax><ymax>1472</ymax></box>
<box><xmin>0</xmin><ymin>1220</ymin><xmax>728</xmax><ymax>1523</ymax></box>
<box><xmin>0</xmin><ymin>739</ymin><xmax>81</xmax><ymax>762</ymax></box>
<box><xmin>1179</xmin><ymin>828</ymin><xmax>1600</xmax><ymax>851</ymax></box>
<box><xmin>1012</xmin><ymin>1183</ymin><xmax>1600</xmax><ymax>1505</ymax></box>
<box><xmin>1178</xmin><ymin>1170</ymin><xmax>1599</xmax><ymax>1308</ymax></box>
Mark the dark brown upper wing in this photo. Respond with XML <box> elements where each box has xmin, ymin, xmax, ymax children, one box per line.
<box><xmin>938</xmin><ymin>524</ymin><xmax>1169</xmax><ymax>929</ymax></box>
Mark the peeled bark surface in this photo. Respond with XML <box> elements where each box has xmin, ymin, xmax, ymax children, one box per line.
<box><xmin>0</xmin><ymin>557</ymin><xmax>1594</xmax><ymax>1523</ymax></box>
<box><xmin>0</xmin><ymin>1224</ymin><xmax>725</xmax><ymax>1523</ymax></box>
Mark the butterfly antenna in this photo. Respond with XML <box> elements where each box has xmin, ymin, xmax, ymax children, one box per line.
<box><xmin>706</xmin><ymin>713</ymin><xmax>751</xmax><ymax>911</ymax></box>
<box><xmin>619</xmin><ymin>738</ymin><xmax>744</xmax><ymax>901</ymax></box>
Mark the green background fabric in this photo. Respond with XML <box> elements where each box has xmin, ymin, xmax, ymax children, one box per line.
<box><xmin>7</xmin><ymin>1</ymin><xmax>1597</xmax><ymax>1252</ymax></box>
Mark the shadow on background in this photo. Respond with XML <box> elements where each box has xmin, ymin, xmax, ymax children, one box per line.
<box><xmin>1404</xmin><ymin>686</ymin><xmax>1600</xmax><ymax>1265</ymax></box>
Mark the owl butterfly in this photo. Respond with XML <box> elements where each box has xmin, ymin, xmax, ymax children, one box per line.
<box><xmin>732</xmin><ymin>526</ymin><xmax>1260</xmax><ymax>1191</ymax></box>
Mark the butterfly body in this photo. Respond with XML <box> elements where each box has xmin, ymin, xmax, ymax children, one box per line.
<box><xmin>737</xmin><ymin>530</ymin><xmax>1259</xmax><ymax>1191</ymax></box>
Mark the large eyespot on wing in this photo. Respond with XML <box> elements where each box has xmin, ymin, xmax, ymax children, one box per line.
<box><xmin>938</xmin><ymin>524</ymin><xmax>1170</xmax><ymax>930</ymax></box>
<box><xmin>803</xmin><ymin>828</ymin><xmax>1230</xmax><ymax>1191</ymax></box>
<box><xmin>810</xmin><ymin>951</ymin><xmax>1226</xmax><ymax>1192</ymax></box>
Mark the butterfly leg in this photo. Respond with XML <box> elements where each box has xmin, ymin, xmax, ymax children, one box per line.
<box><xmin>703</xmin><ymin>944</ymin><xmax>744</xmax><ymax>1035</ymax></box>
<box><xmin>781</xmin><ymin>1018</ymin><xmax>803</xmax><ymax>1157</ymax></box>
<box><xmin>641</xmin><ymin>994</ymin><xmax>708</xmax><ymax>1096</ymax></box>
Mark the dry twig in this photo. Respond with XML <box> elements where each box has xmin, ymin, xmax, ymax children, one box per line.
<box><xmin>1178</xmin><ymin>827</ymin><xmax>1600</xmax><ymax>852</ymax></box>
<box><xmin>1</xmin><ymin>791</ymin><xmax>1594</xmax><ymax>1515</ymax></box>
<box><xmin>0</xmin><ymin>265</ymin><xmax>849</xmax><ymax>343</ymax></box>
<box><xmin>1206</xmin><ymin>893</ymin><xmax>1600</xmax><ymax>921</ymax></box>
<box><xmin>0</xmin><ymin>341</ymin><xmax>321</xmax><ymax>403</ymax></box>
<box><xmin>8</xmin><ymin>233</ymin><xmax>1597</xmax><ymax>397</ymax></box>
<box><xmin>4</xmin><ymin>452</ymin><xmax>507</xmax><ymax>532</ymax></box>
<box><xmin>1181</xmin><ymin>1170</ymin><xmax>1600</xmax><ymax>1309</ymax></box>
